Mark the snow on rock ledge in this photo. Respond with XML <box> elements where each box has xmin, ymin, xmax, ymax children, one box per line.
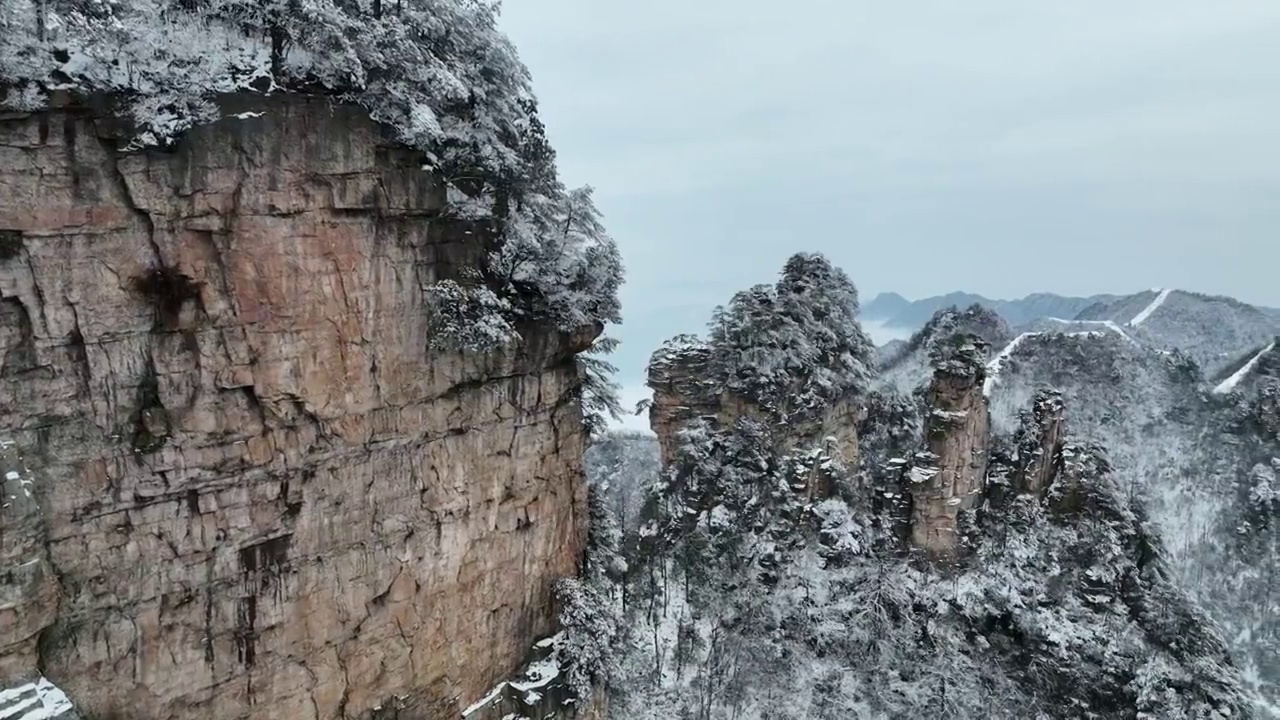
<box><xmin>0</xmin><ymin>678</ymin><xmax>77</xmax><ymax>720</ymax></box>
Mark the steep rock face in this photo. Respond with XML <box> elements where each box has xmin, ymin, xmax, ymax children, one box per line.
<box><xmin>1011</xmin><ymin>390</ymin><xmax>1066</xmax><ymax>496</ymax></box>
<box><xmin>0</xmin><ymin>95</ymin><xmax>592</xmax><ymax>719</ymax></box>
<box><xmin>0</xmin><ymin>442</ymin><xmax>59</xmax><ymax>683</ymax></box>
<box><xmin>908</xmin><ymin>339</ymin><xmax>990</xmax><ymax>560</ymax></box>
<box><xmin>645</xmin><ymin>336</ymin><xmax>718</xmax><ymax>467</ymax></box>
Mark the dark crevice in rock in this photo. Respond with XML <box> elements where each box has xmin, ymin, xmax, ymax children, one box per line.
<box><xmin>130</xmin><ymin>265</ymin><xmax>203</xmax><ymax>331</ymax></box>
<box><xmin>0</xmin><ymin>229</ymin><xmax>23</xmax><ymax>261</ymax></box>
<box><xmin>129</xmin><ymin>355</ymin><xmax>170</xmax><ymax>456</ymax></box>
<box><xmin>66</xmin><ymin>304</ymin><xmax>91</xmax><ymax>394</ymax></box>
<box><xmin>0</xmin><ymin>296</ymin><xmax>37</xmax><ymax>376</ymax></box>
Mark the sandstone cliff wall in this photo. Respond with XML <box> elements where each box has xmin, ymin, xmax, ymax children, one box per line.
<box><xmin>0</xmin><ymin>94</ymin><xmax>592</xmax><ymax>719</ymax></box>
<box><xmin>909</xmin><ymin>360</ymin><xmax>990</xmax><ymax>560</ymax></box>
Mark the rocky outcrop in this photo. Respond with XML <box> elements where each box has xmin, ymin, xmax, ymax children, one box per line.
<box><xmin>908</xmin><ymin>336</ymin><xmax>990</xmax><ymax>560</ymax></box>
<box><xmin>0</xmin><ymin>94</ymin><xmax>593</xmax><ymax>719</ymax></box>
<box><xmin>1011</xmin><ymin>390</ymin><xmax>1066</xmax><ymax>496</ymax></box>
<box><xmin>645</xmin><ymin>336</ymin><xmax>718</xmax><ymax>466</ymax></box>
<box><xmin>646</xmin><ymin>338</ymin><xmax>860</xmax><ymax>482</ymax></box>
<box><xmin>876</xmin><ymin>304</ymin><xmax>1010</xmax><ymax>394</ymax></box>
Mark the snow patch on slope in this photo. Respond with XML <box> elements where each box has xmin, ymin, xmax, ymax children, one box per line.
<box><xmin>984</xmin><ymin>332</ymin><xmax>1040</xmax><ymax>396</ymax></box>
<box><xmin>1045</xmin><ymin>317</ymin><xmax>1138</xmax><ymax>344</ymax></box>
<box><xmin>1129</xmin><ymin>288</ymin><xmax>1173</xmax><ymax>327</ymax></box>
<box><xmin>1213</xmin><ymin>342</ymin><xmax>1276</xmax><ymax>395</ymax></box>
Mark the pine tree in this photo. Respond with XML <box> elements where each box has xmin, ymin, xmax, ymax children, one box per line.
<box><xmin>707</xmin><ymin>253</ymin><xmax>872</xmax><ymax>423</ymax></box>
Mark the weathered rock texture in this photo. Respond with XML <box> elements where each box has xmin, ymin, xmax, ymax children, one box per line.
<box><xmin>645</xmin><ymin>336</ymin><xmax>717</xmax><ymax>467</ymax></box>
<box><xmin>646</xmin><ymin>337</ymin><xmax>860</xmax><ymax>479</ymax></box>
<box><xmin>0</xmin><ymin>94</ymin><xmax>593</xmax><ymax>719</ymax></box>
<box><xmin>1011</xmin><ymin>390</ymin><xmax>1066</xmax><ymax>496</ymax></box>
<box><xmin>909</xmin><ymin>354</ymin><xmax>990</xmax><ymax>560</ymax></box>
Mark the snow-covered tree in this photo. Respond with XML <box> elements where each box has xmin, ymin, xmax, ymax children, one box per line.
<box><xmin>554</xmin><ymin>577</ymin><xmax>619</xmax><ymax>703</ymax></box>
<box><xmin>423</xmin><ymin>278</ymin><xmax>518</xmax><ymax>352</ymax></box>
<box><xmin>706</xmin><ymin>252</ymin><xmax>872</xmax><ymax>423</ymax></box>
<box><xmin>576</xmin><ymin>336</ymin><xmax>624</xmax><ymax>441</ymax></box>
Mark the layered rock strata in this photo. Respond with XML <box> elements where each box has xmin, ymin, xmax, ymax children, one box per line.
<box><xmin>0</xmin><ymin>94</ymin><xmax>592</xmax><ymax>720</ymax></box>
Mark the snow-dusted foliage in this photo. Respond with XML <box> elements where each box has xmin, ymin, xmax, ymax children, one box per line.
<box><xmin>981</xmin><ymin>323</ymin><xmax>1280</xmax><ymax>712</ymax></box>
<box><xmin>706</xmin><ymin>253</ymin><xmax>873</xmax><ymax>422</ymax></box>
<box><xmin>2</xmin><ymin>0</ymin><xmax>522</xmax><ymax>167</ymax></box>
<box><xmin>423</xmin><ymin>279</ymin><xmax>518</xmax><ymax>352</ymax></box>
<box><xmin>576</xmin><ymin>336</ymin><xmax>624</xmax><ymax>441</ymax></box>
<box><xmin>588</xmin><ymin>290</ymin><xmax>1259</xmax><ymax>718</ymax></box>
<box><xmin>488</xmin><ymin>185</ymin><xmax>623</xmax><ymax>331</ymax></box>
<box><xmin>0</xmin><ymin>0</ymin><xmax>623</xmax><ymax>336</ymax></box>
<box><xmin>593</xmin><ymin>398</ymin><xmax>1250</xmax><ymax>718</ymax></box>
<box><xmin>554</xmin><ymin>577</ymin><xmax>619</xmax><ymax>703</ymax></box>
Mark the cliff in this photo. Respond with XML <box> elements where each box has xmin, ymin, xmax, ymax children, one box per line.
<box><xmin>907</xmin><ymin>336</ymin><xmax>991</xmax><ymax>560</ymax></box>
<box><xmin>0</xmin><ymin>94</ymin><xmax>595</xmax><ymax>719</ymax></box>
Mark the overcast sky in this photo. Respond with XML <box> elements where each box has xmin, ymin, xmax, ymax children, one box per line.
<box><xmin>497</xmin><ymin>1</ymin><xmax>1280</xmax><ymax>428</ymax></box>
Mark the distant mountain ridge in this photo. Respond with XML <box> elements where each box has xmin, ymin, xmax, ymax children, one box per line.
<box><xmin>863</xmin><ymin>290</ymin><xmax>1118</xmax><ymax>329</ymax></box>
<box><xmin>1076</xmin><ymin>289</ymin><xmax>1279</xmax><ymax>374</ymax></box>
<box><xmin>865</xmin><ymin>288</ymin><xmax>1280</xmax><ymax>376</ymax></box>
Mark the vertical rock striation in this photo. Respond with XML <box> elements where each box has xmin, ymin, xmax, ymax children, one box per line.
<box><xmin>1011</xmin><ymin>390</ymin><xmax>1066</xmax><ymax>496</ymax></box>
<box><xmin>908</xmin><ymin>336</ymin><xmax>990</xmax><ymax>560</ymax></box>
<box><xmin>0</xmin><ymin>94</ymin><xmax>593</xmax><ymax>719</ymax></box>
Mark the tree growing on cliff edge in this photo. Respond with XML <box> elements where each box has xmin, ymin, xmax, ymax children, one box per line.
<box><xmin>577</xmin><ymin>336</ymin><xmax>624</xmax><ymax>441</ymax></box>
<box><xmin>0</xmin><ymin>0</ymin><xmax>624</xmax><ymax>337</ymax></box>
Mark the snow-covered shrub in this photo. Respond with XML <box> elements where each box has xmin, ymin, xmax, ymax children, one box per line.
<box><xmin>1</xmin><ymin>82</ymin><xmax>45</xmax><ymax>111</ymax></box>
<box><xmin>423</xmin><ymin>279</ymin><xmax>517</xmax><ymax>352</ymax></box>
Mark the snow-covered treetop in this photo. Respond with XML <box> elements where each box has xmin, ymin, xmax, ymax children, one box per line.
<box><xmin>1</xmin><ymin>0</ymin><xmax>623</xmax><ymax>335</ymax></box>
<box><xmin>693</xmin><ymin>253</ymin><xmax>873</xmax><ymax>423</ymax></box>
<box><xmin>2</xmin><ymin>0</ymin><xmax>529</xmax><ymax>176</ymax></box>
<box><xmin>881</xmin><ymin>303</ymin><xmax>1009</xmax><ymax>372</ymax></box>
<box><xmin>927</xmin><ymin>332</ymin><xmax>989</xmax><ymax>380</ymax></box>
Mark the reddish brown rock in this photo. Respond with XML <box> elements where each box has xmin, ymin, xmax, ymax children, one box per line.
<box><xmin>0</xmin><ymin>95</ymin><xmax>591</xmax><ymax>719</ymax></box>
